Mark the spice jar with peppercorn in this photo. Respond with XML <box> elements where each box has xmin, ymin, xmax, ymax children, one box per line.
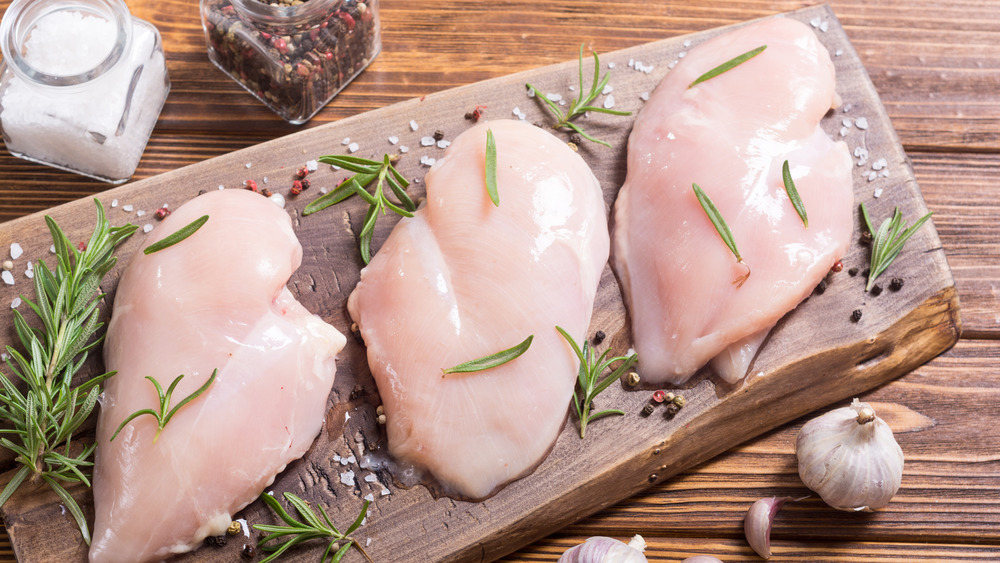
<box><xmin>0</xmin><ymin>0</ymin><xmax>170</xmax><ymax>183</ymax></box>
<box><xmin>201</xmin><ymin>0</ymin><xmax>380</xmax><ymax>124</ymax></box>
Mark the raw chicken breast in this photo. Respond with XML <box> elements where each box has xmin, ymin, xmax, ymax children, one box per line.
<box><xmin>612</xmin><ymin>17</ymin><xmax>853</xmax><ymax>386</ymax></box>
<box><xmin>348</xmin><ymin>119</ymin><xmax>608</xmax><ymax>499</ymax></box>
<box><xmin>90</xmin><ymin>189</ymin><xmax>346</xmax><ymax>562</ymax></box>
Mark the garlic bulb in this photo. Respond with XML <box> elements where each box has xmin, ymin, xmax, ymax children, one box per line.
<box><xmin>558</xmin><ymin>535</ymin><xmax>648</xmax><ymax>563</ymax></box>
<box><xmin>795</xmin><ymin>398</ymin><xmax>904</xmax><ymax>511</ymax></box>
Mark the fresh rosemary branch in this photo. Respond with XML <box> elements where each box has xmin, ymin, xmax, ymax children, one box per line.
<box><xmin>556</xmin><ymin>326</ymin><xmax>637</xmax><ymax>439</ymax></box>
<box><xmin>255</xmin><ymin>492</ymin><xmax>373</xmax><ymax>563</ymax></box>
<box><xmin>143</xmin><ymin>215</ymin><xmax>209</xmax><ymax>255</ymax></box>
<box><xmin>782</xmin><ymin>160</ymin><xmax>808</xmax><ymax>227</ymax></box>
<box><xmin>526</xmin><ymin>44</ymin><xmax>632</xmax><ymax>147</ymax></box>
<box><xmin>109</xmin><ymin>369</ymin><xmax>217</xmax><ymax>444</ymax></box>
<box><xmin>692</xmin><ymin>183</ymin><xmax>751</xmax><ymax>287</ymax></box>
<box><xmin>860</xmin><ymin>203</ymin><xmax>932</xmax><ymax>291</ymax></box>
<box><xmin>484</xmin><ymin>128</ymin><xmax>500</xmax><ymax>206</ymax></box>
<box><xmin>442</xmin><ymin>335</ymin><xmax>533</xmax><ymax>376</ymax></box>
<box><xmin>303</xmin><ymin>154</ymin><xmax>416</xmax><ymax>264</ymax></box>
<box><xmin>688</xmin><ymin>45</ymin><xmax>767</xmax><ymax>88</ymax></box>
<box><xmin>0</xmin><ymin>199</ymin><xmax>137</xmax><ymax>544</ymax></box>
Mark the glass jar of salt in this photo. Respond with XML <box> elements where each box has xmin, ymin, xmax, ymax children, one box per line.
<box><xmin>201</xmin><ymin>0</ymin><xmax>380</xmax><ymax>125</ymax></box>
<box><xmin>0</xmin><ymin>0</ymin><xmax>169</xmax><ymax>183</ymax></box>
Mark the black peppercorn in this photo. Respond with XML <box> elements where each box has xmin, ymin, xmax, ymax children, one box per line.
<box><xmin>889</xmin><ymin>277</ymin><xmax>904</xmax><ymax>291</ymax></box>
<box><xmin>851</xmin><ymin>309</ymin><xmax>863</xmax><ymax>322</ymax></box>
<box><xmin>241</xmin><ymin>544</ymin><xmax>256</xmax><ymax>559</ymax></box>
<box><xmin>592</xmin><ymin>330</ymin><xmax>606</xmax><ymax>345</ymax></box>
<box><xmin>815</xmin><ymin>279</ymin><xmax>828</xmax><ymax>294</ymax></box>
<box><xmin>665</xmin><ymin>403</ymin><xmax>681</xmax><ymax>417</ymax></box>
<box><xmin>848</xmin><ymin>267</ymin><xmax>859</xmax><ymax>277</ymax></box>
<box><xmin>433</xmin><ymin>130</ymin><xmax>445</xmax><ymax>141</ymax></box>
<box><xmin>641</xmin><ymin>403</ymin><xmax>655</xmax><ymax>417</ymax></box>
<box><xmin>859</xmin><ymin>231</ymin><xmax>873</xmax><ymax>247</ymax></box>
<box><xmin>870</xmin><ymin>284</ymin><xmax>883</xmax><ymax>296</ymax></box>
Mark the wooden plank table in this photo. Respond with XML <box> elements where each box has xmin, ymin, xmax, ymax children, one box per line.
<box><xmin>0</xmin><ymin>0</ymin><xmax>997</xmax><ymax>560</ymax></box>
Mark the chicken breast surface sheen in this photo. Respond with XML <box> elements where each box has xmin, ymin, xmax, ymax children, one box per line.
<box><xmin>348</xmin><ymin>119</ymin><xmax>609</xmax><ymax>499</ymax></box>
<box><xmin>612</xmin><ymin>17</ymin><xmax>853</xmax><ymax>386</ymax></box>
<box><xmin>91</xmin><ymin>189</ymin><xmax>346</xmax><ymax>562</ymax></box>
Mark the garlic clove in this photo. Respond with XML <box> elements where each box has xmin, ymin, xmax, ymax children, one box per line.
<box><xmin>557</xmin><ymin>535</ymin><xmax>648</xmax><ymax>563</ymax></box>
<box><xmin>681</xmin><ymin>556</ymin><xmax>724</xmax><ymax>563</ymax></box>
<box><xmin>795</xmin><ymin>398</ymin><xmax>904</xmax><ymax>511</ymax></box>
<box><xmin>744</xmin><ymin>496</ymin><xmax>793</xmax><ymax>559</ymax></box>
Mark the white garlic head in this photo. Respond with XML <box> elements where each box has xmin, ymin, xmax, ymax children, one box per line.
<box><xmin>558</xmin><ymin>535</ymin><xmax>648</xmax><ymax>563</ymax></box>
<box><xmin>795</xmin><ymin>398</ymin><xmax>904</xmax><ymax>511</ymax></box>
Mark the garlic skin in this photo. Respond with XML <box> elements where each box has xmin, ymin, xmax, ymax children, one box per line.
<box><xmin>795</xmin><ymin>398</ymin><xmax>904</xmax><ymax>511</ymax></box>
<box><xmin>558</xmin><ymin>535</ymin><xmax>648</xmax><ymax>563</ymax></box>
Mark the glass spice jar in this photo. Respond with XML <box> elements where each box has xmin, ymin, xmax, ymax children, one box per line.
<box><xmin>0</xmin><ymin>0</ymin><xmax>170</xmax><ymax>184</ymax></box>
<box><xmin>201</xmin><ymin>0</ymin><xmax>380</xmax><ymax>125</ymax></box>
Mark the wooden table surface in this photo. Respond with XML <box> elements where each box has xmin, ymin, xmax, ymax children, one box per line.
<box><xmin>0</xmin><ymin>0</ymin><xmax>997</xmax><ymax>561</ymax></box>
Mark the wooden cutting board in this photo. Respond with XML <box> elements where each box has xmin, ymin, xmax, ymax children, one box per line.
<box><xmin>0</xmin><ymin>4</ymin><xmax>960</xmax><ymax>562</ymax></box>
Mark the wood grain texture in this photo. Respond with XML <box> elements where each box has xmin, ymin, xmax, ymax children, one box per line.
<box><xmin>0</xmin><ymin>0</ymin><xmax>994</xmax><ymax>561</ymax></box>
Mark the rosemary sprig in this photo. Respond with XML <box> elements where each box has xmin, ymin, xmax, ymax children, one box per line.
<box><xmin>442</xmin><ymin>335</ymin><xmax>533</xmax><ymax>376</ymax></box>
<box><xmin>688</xmin><ymin>45</ymin><xmax>767</xmax><ymax>88</ymax></box>
<box><xmin>143</xmin><ymin>215</ymin><xmax>209</xmax><ymax>255</ymax></box>
<box><xmin>110</xmin><ymin>369</ymin><xmax>217</xmax><ymax>444</ymax></box>
<box><xmin>0</xmin><ymin>199</ymin><xmax>137</xmax><ymax>544</ymax></box>
<box><xmin>526</xmin><ymin>44</ymin><xmax>632</xmax><ymax>147</ymax></box>
<box><xmin>860</xmin><ymin>203</ymin><xmax>932</xmax><ymax>291</ymax></box>
<box><xmin>692</xmin><ymin>183</ymin><xmax>751</xmax><ymax>287</ymax></box>
<box><xmin>556</xmin><ymin>326</ymin><xmax>637</xmax><ymax>439</ymax></box>
<box><xmin>782</xmin><ymin>160</ymin><xmax>808</xmax><ymax>227</ymax></box>
<box><xmin>303</xmin><ymin>154</ymin><xmax>415</xmax><ymax>264</ymax></box>
<box><xmin>485</xmin><ymin>128</ymin><xmax>500</xmax><ymax>206</ymax></box>
<box><xmin>254</xmin><ymin>492</ymin><xmax>373</xmax><ymax>563</ymax></box>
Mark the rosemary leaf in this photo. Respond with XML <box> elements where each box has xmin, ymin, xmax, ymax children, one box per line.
<box><xmin>110</xmin><ymin>369</ymin><xmax>217</xmax><ymax>443</ymax></box>
<box><xmin>692</xmin><ymin>183</ymin><xmax>742</xmax><ymax>262</ymax></box>
<box><xmin>782</xmin><ymin>160</ymin><xmax>808</xmax><ymax>227</ymax></box>
<box><xmin>689</xmin><ymin>45</ymin><xmax>767</xmax><ymax>88</ymax></box>
<box><xmin>305</xmin><ymin>154</ymin><xmax>415</xmax><ymax>264</ymax></box>
<box><xmin>485</xmin><ymin>128</ymin><xmax>500</xmax><ymax>206</ymax></box>
<box><xmin>861</xmin><ymin>203</ymin><xmax>932</xmax><ymax>291</ymax></box>
<box><xmin>527</xmin><ymin>44</ymin><xmax>632</xmax><ymax>147</ymax></box>
<box><xmin>143</xmin><ymin>215</ymin><xmax>209</xmax><ymax>255</ymax></box>
<box><xmin>442</xmin><ymin>335</ymin><xmax>533</xmax><ymax>375</ymax></box>
<box><xmin>556</xmin><ymin>326</ymin><xmax>636</xmax><ymax>439</ymax></box>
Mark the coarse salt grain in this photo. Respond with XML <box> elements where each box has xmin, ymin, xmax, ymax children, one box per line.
<box><xmin>603</xmin><ymin>94</ymin><xmax>616</xmax><ymax>109</ymax></box>
<box><xmin>262</xmin><ymin>177</ymin><xmax>268</xmax><ymax>184</ymax></box>
<box><xmin>872</xmin><ymin>157</ymin><xmax>887</xmax><ymax>171</ymax></box>
<box><xmin>437</xmin><ymin>139</ymin><xmax>450</xmax><ymax>149</ymax></box>
<box><xmin>874</xmin><ymin>187</ymin><xmax>884</xmax><ymax>198</ymax></box>
<box><xmin>420</xmin><ymin>136</ymin><xmax>435</xmax><ymax>147</ymax></box>
<box><xmin>409</xmin><ymin>119</ymin><xmax>419</xmax><ymax>131</ymax></box>
<box><xmin>546</xmin><ymin>92</ymin><xmax>563</xmax><ymax>102</ymax></box>
<box><xmin>364</xmin><ymin>493</ymin><xmax>375</xmax><ymax>502</ymax></box>
<box><xmin>855</xmin><ymin>117</ymin><xmax>869</xmax><ymax>130</ymax></box>
<box><xmin>835</xmin><ymin>49</ymin><xmax>844</xmax><ymax>57</ymax></box>
<box><xmin>843</xmin><ymin>103</ymin><xmax>853</xmax><ymax>113</ymax></box>
<box><xmin>218</xmin><ymin>184</ymin><xmax>225</xmax><ymax>190</ymax></box>
<box><xmin>842</xmin><ymin>118</ymin><xmax>852</xmax><ymax>128</ymax></box>
<box><xmin>306</xmin><ymin>160</ymin><xmax>318</xmax><ymax>172</ymax></box>
<box><xmin>342</xmin><ymin>137</ymin><xmax>351</xmax><ymax>145</ymax></box>
<box><xmin>50</xmin><ymin>245</ymin><xmax>56</xmax><ymax>254</ymax></box>
<box><xmin>667</xmin><ymin>132</ymin><xmax>676</xmax><ymax>140</ymax></box>
<box><xmin>602</xmin><ymin>84</ymin><xmax>613</xmax><ymax>95</ymax></box>
<box><xmin>388</xmin><ymin>135</ymin><xmax>399</xmax><ymax>145</ymax></box>
<box><xmin>640</xmin><ymin>92</ymin><xmax>650</xmax><ymax>101</ymax></box>
<box><xmin>399</xmin><ymin>145</ymin><xmax>409</xmax><ymax>154</ymax></box>
<box><xmin>11</xmin><ymin>297</ymin><xmax>21</xmax><ymax>309</ymax></box>
<box><xmin>381</xmin><ymin>488</ymin><xmax>390</xmax><ymax>496</ymax></box>
<box><xmin>678</xmin><ymin>51</ymin><xmax>687</xmax><ymax>58</ymax></box>
<box><xmin>25</xmin><ymin>262</ymin><xmax>33</xmax><ymax>279</ymax></box>
<box><xmin>269</xmin><ymin>193</ymin><xmax>285</xmax><ymax>208</ymax></box>
<box><xmin>136</xmin><ymin>210</ymin><xmax>145</xmax><ymax>217</ymax></box>
<box><xmin>2</xmin><ymin>271</ymin><xmax>14</xmax><ymax>285</ymax></box>
<box><xmin>839</xmin><ymin>127</ymin><xmax>849</xmax><ymax>137</ymax></box>
<box><xmin>820</xmin><ymin>21</ymin><xmax>829</xmax><ymax>32</ymax></box>
<box><xmin>366</xmin><ymin>538</ymin><xmax>372</xmax><ymax>547</ymax></box>
<box><xmin>111</xmin><ymin>199</ymin><xmax>118</xmax><ymax>208</ymax></box>
<box><xmin>123</xmin><ymin>204</ymin><xmax>134</xmax><ymax>212</ymax></box>
<box><xmin>348</xmin><ymin>142</ymin><xmax>360</xmax><ymax>153</ymax></box>
<box><xmin>608</xmin><ymin>61</ymin><xmax>615</xmax><ymax>69</ymax></box>
<box><xmin>10</xmin><ymin>243</ymin><xmax>23</xmax><ymax>260</ymax></box>
<box><xmin>340</xmin><ymin>470</ymin><xmax>355</xmax><ymax>486</ymax></box>
<box><xmin>143</xmin><ymin>224</ymin><xmax>154</xmax><ymax>233</ymax></box>
<box><xmin>419</xmin><ymin>155</ymin><xmax>436</xmax><ymax>167</ymax></box>
<box><xmin>364</xmin><ymin>474</ymin><xmax>378</xmax><ymax>483</ymax></box>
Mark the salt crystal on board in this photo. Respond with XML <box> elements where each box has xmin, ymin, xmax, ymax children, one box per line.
<box><xmin>2</xmin><ymin>271</ymin><xmax>14</xmax><ymax>285</ymax></box>
<box><xmin>9</xmin><ymin>243</ymin><xmax>22</xmax><ymax>260</ymax></box>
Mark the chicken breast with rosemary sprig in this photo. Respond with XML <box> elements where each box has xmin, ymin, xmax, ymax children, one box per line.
<box><xmin>348</xmin><ymin>119</ymin><xmax>609</xmax><ymax>499</ymax></box>
<box><xmin>612</xmin><ymin>17</ymin><xmax>853</xmax><ymax>385</ymax></box>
